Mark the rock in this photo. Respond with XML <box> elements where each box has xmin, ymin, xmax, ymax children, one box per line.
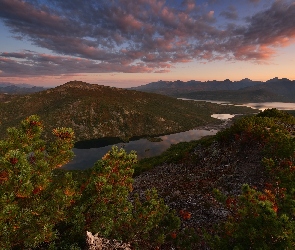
<box><xmin>86</xmin><ymin>231</ymin><xmax>132</xmax><ymax>250</ymax></box>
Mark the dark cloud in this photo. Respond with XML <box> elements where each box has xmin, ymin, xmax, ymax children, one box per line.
<box><xmin>243</xmin><ymin>1</ymin><xmax>295</xmax><ymax>45</ymax></box>
<box><xmin>0</xmin><ymin>51</ymin><xmax>156</xmax><ymax>76</ymax></box>
<box><xmin>232</xmin><ymin>1</ymin><xmax>295</xmax><ymax>60</ymax></box>
<box><xmin>220</xmin><ymin>5</ymin><xmax>238</xmax><ymax>20</ymax></box>
<box><xmin>0</xmin><ymin>0</ymin><xmax>295</xmax><ymax>77</ymax></box>
<box><xmin>248</xmin><ymin>0</ymin><xmax>261</xmax><ymax>3</ymax></box>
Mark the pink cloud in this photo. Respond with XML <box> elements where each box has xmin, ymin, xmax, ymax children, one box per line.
<box><xmin>234</xmin><ymin>45</ymin><xmax>275</xmax><ymax>61</ymax></box>
<box><xmin>0</xmin><ymin>0</ymin><xmax>295</xmax><ymax>77</ymax></box>
<box><xmin>181</xmin><ymin>0</ymin><xmax>196</xmax><ymax>12</ymax></box>
<box><xmin>161</xmin><ymin>6</ymin><xmax>178</xmax><ymax>26</ymax></box>
<box><xmin>203</xmin><ymin>10</ymin><xmax>215</xmax><ymax>22</ymax></box>
<box><xmin>154</xmin><ymin>69</ymin><xmax>170</xmax><ymax>73</ymax></box>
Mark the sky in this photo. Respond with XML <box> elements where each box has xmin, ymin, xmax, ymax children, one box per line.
<box><xmin>0</xmin><ymin>0</ymin><xmax>295</xmax><ymax>88</ymax></box>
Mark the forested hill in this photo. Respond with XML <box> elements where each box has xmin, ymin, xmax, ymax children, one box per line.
<box><xmin>0</xmin><ymin>81</ymin><xmax>255</xmax><ymax>141</ymax></box>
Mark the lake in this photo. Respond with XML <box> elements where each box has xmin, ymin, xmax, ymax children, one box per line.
<box><xmin>62</xmin><ymin>101</ymin><xmax>295</xmax><ymax>170</ymax></box>
<box><xmin>241</xmin><ymin>102</ymin><xmax>295</xmax><ymax>111</ymax></box>
<box><xmin>182</xmin><ymin>99</ymin><xmax>295</xmax><ymax>111</ymax></box>
<box><xmin>63</xmin><ymin>127</ymin><xmax>218</xmax><ymax>170</ymax></box>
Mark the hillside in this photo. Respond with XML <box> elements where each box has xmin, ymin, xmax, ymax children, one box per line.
<box><xmin>0</xmin><ymin>81</ymin><xmax>255</xmax><ymax>141</ymax></box>
<box><xmin>132</xmin><ymin>109</ymin><xmax>295</xmax><ymax>248</ymax></box>
<box><xmin>132</xmin><ymin>78</ymin><xmax>295</xmax><ymax>102</ymax></box>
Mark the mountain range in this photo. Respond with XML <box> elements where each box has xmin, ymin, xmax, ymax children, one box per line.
<box><xmin>131</xmin><ymin>77</ymin><xmax>295</xmax><ymax>102</ymax></box>
<box><xmin>0</xmin><ymin>82</ymin><xmax>46</xmax><ymax>94</ymax></box>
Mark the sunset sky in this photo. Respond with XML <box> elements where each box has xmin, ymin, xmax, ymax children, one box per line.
<box><xmin>0</xmin><ymin>0</ymin><xmax>295</xmax><ymax>88</ymax></box>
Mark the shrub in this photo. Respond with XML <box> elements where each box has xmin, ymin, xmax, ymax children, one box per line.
<box><xmin>63</xmin><ymin>146</ymin><xmax>180</xmax><ymax>249</ymax></box>
<box><xmin>0</xmin><ymin>115</ymin><xmax>76</xmax><ymax>249</ymax></box>
<box><xmin>0</xmin><ymin>116</ymin><xmax>180</xmax><ymax>249</ymax></box>
<box><xmin>210</xmin><ymin>109</ymin><xmax>295</xmax><ymax>249</ymax></box>
<box><xmin>211</xmin><ymin>185</ymin><xmax>295</xmax><ymax>250</ymax></box>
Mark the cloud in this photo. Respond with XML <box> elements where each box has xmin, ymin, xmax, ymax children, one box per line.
<box><xmin>231</xmin><ymin>1</ymin><xmax>295</xmax><ymax>61</ymax></box>
<box><xmin>243</xmin><ymin>1</ymin><xmax>295</xmax><ymax>46</ymax></box>
<box><xmin>220</xmin><ymin>5</ymin><xmax>238</xmax><ymax>20</ymax></box>
<box><xmin>154</xmin><ymin>69</ymin><xmax>171</xmax><ymax>73</ymax></box>
<box><xmin>181</xmin><ymin>0</ymin><xmax>196</xmax><ymax>12</ymax></box>
<box><xmin>203</xmin><ymin>10</ymin><xmax>216</xmax><ymax>22</ymax></box>
<box><xmin>0</xmin><ymin>51</ymin><xmax>157</xmax><ymax>77</ymax></box>
<box><xmin>0</xmin><ymin>0</ymin><xmax>295</xmax><ymax>77</ymax></box>
<box><xmin>248</xmin><ymin>0</ymin><xmax>261</xmax><ymax>3</ymax></box>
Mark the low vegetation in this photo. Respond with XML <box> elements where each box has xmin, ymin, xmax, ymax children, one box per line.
<box><xmin>1</xmin><ymin>109</ymin><xmax>295</xmax><ymax>249</ymax></box>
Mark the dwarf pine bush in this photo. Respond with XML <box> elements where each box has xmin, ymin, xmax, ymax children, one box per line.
<box><xmin>0</xmin><ymin>116</ymin><xmax>180</xmax><ymax>249</ymax></box>
<box><xmin>210</xmin><ymin>109</ymin><xmax>295</xmax><ymax>249</ymax></box>
<box><xmin>0</xmin><ymin>115</ymin><xmax>76</xmax><ymax>249</ymax></box>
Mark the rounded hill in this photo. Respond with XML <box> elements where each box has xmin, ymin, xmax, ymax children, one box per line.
<box><xmin>0</xmin><ymin>81</ymin><xmax>254</xmax><ymax>141</ymax></box>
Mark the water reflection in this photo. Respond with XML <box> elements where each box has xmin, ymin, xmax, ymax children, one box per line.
<box><xmin>62</xmin><ymin>101</ymin><xmax>295</xmax><ymax>170</ymax></box>
<box><xmin>62</xmin><ymin>128</ymin><xmax>218</xmax><ymax>170</ymax></box>
<box><xmin>211</xmin><ymin>114</ymin><xmax>235</xmax><ymax>120</ymax></box>
<box><xmin>242</xmin><ymin>102</ymin><xmax>295</xmax><ymax>111</ymax></box>
<box><xmin>180</xmin><ymin>98</ymin><xmax>295</xmax><ymax>111</ymax></box>
<box><xmin>178</xmin><ymin>98</ymin><xmax>230</xmax><ymax>105</ymax></box>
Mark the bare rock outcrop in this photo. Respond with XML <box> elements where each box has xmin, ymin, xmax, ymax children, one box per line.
<box><xmin>86</xmin><ymin>231</ymin><xmax>131</xmax><ymax>250</ymax></box>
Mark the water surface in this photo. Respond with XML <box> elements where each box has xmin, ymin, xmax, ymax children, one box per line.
<box><xmin>63</xmin><ymin>128</ymin><xmax>218</xmax><ymax>170</ymax></box>
<box><xmin>211</xmin><ymin>114</ymin><xmax>236</xmax><ymax>120</ymax></box>
<box><xmin>63</xmin><ymin>100</ymin><xmax>295</xmax><ymax>170</ymax></box>
<box><xmin>241</xmin><ymin>102</ymin><xmax>295</xmax><ymax>111</ymax></box>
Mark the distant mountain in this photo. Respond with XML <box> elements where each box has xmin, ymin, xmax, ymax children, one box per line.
<box><xmin>0</xmin><ymin>81</ymin><xmax>254</xmax><ymax>141</ymax></box>
<box><xmin>179</xmin><ymin>89</ymin><xmax>288</xmax><ymax>103</ymax></box>
<box><xmin>131</xmin><ymin>78</ymin><xmax>263</xmax><ymax>94</ymax></box>
<box><xmin>240</xmin><ymin>78</ymin><xmax>295</xmax><ymax>101</ymax></box>
<box><xmin>0</xmin><ymin>82</ymin><xmax>46</xmax><ymax>94</ymax></box>
<box><xmin>131</xmin><ymin>78</ymin><xmax>295</xmax><ymax>103</ymax></box>
<box><xmin>0</xmin><ymin>82</ymin><xmax>37</xmax><ymax>88</ymax></box>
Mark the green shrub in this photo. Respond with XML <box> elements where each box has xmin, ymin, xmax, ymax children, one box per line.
<box><xmin>210</xmin><ymin>109</ymin><xmax>295</xmax><ymax>249</ymax></box>
<box><xmin>256</xmin><ymin>108</ymin><xmax>293</xmax><ymax>119</ymax></box>
<box><xmin>62</xmin><ymin>146</ymin><xmax>180</xmax><ymax>249</ymax></box>
<box><xmin>211</xmin><ymin>185</ymin><xmax>295</xmax><ymax>250</ymax></box>
<box><xmin>0</xmin><ymin>115</ymin><xmax>76</xmax><ymax>249</ymax></box>
<box><xmin>0</xmin><ymin>116</ymin><xmax>181</xmax><ymax>249</ymax></box>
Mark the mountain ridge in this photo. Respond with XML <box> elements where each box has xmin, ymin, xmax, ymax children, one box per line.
<box><xmin>131</xmin><ymin>78</ymin><xmax>295</xmax><ymax>102</ymax></box>
<box><xmin>0</xmin><ymin>82</ymin><xmax>46</xmax><ymax>94</ymax></box>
